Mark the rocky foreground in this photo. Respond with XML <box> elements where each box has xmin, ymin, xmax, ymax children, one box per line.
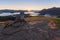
<box><xmin>0</xmin><ymin>20</ymin><xmax>60</xmax><ymax>40</ymax></box>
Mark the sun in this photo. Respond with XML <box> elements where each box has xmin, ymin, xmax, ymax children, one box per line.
<box><xmin>26</xmin><ymin>8</ymin><xmax>32</xmax><ymax>10</ymax></box>
<box><xmin>24</xmin><ymin>8</ymin><xmax>32</xmax><ymax>12</ymax></box>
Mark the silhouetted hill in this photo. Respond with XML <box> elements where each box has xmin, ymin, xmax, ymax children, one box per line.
<box><xmin>0</xmin><ymin>16</ymin><xmax>15</xmax><ymax>21</ymax></box>
<box><xmin>39</xmin><ymin>7</ymin><xmax>60</xmax><ymax>16</ymax></box>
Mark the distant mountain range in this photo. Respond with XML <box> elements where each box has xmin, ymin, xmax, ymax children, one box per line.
<box><xmin>0</xmin><ymin>7</ymin><xmax>60</xmax><ymax>16</ymax></box>
<box><xmin>0</xmin><ymin>9</ymin><xmax>27</xmax><ymax>13</ymax></box>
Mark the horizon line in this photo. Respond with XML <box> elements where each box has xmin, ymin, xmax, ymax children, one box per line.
<box><xmin>0</xmin><ymin>7</ymin><xmax>60</xmax><ymax>10</ymax></box>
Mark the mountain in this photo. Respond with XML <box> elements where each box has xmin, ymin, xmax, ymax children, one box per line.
<box><xmin>39</xmin><ymin>7</ymin><xmax>60</xmax><ymax>16</ymax></box>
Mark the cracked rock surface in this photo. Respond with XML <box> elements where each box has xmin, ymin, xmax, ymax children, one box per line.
<box><xmin>0</xmin><ymin>20</ymin><xmax>60</xmax><ymax>40</ymax></box>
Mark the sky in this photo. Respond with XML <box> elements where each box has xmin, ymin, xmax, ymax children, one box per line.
<box><xmin>0</xmin><ymin>0</ymin><xmax>60</xmax><ymax>10</ymax></box>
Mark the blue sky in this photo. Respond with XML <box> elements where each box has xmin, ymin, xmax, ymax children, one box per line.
<box><xmin>0</xmin><ymin>0</ymin><xmax>60</xmax><ymax>10</ymax></box>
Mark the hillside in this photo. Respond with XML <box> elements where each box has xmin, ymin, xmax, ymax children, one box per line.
<box><xmin>25</xmin><ymin>16</ymin><xmax>60</xmax><ymax>27</ymax></box>
<box><xmin>0</xmin><ymin>16</ymin><xmax>60</xmax><ymax>27</ymax></box>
